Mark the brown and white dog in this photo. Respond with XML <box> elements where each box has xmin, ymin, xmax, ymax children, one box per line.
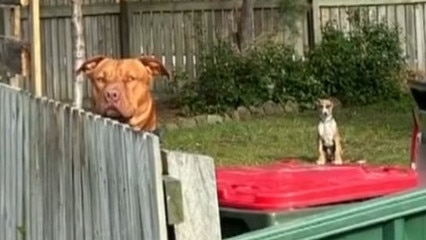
<box><xmin>316</xmin><ymin>98</ymin><xmax>343</xmax><ymax>165</ymax></box>
<box><xmin>77</xmin><ymin>55</ymin><xmax>170</xmax><ymax>134</ymax></box>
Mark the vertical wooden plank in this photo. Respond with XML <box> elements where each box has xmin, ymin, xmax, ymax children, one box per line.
<box><xmin>162</xmin><ymin>11</ymin><xmax>174</xmax><ymax>75</ymax></box>
<box><xmin>124</xmin><ymin>129</ymin><xmax>142</xmax><ymax>240</ymax></box>
<box><xmin>45</xmin><ymin>100</ymin><xmax>57</xmax><ymax>240</ymax></box>
<box><xmin>320</xmin><ymin>8</ymin><xmax>329</xmax><ymax>28</ymax></box>
<box><xmin>96</xmin><ymin>119</ymin><xmax>112</xmax><ymax>240</ymax></box>
<box><xmin>312</xmin><ymin>0</ymin><xmax>321</xmax><ymax>44</ymax></box>
<box><xmin>184</xmin><ymin>11</ymin><xmax>195</xmax><ymax>80</ymax></box>
<box><xmin>45</xmin><ymin>20</ymin><xmax>54</xmax><ymax>98</ymax></box>
<box><xmin>140</xmin><ymin>134</ymin><xmax>168</xmax><ymax>240</ymax></box>
<box><xmin>60</xmin><ymin>102</ymin><xmax>74</xmax><ymax>240</ymax></box>
<box><xmin>387</xmin><ymin>4</ymin><xmax>396</xmax><ymax>28</ymax></box>
<box><xmin>406</xmin><ymin>4</ymin><xmax>416</xmax><ymax>67</ymax></box>
<box><xmin>116</xmin><ymin>123</ymin><xmax>130</xmax><ymax>240</ymax></box>
<box><xmin>416</xmin><ymin>3</ymin><xmax>425</xmax><ymax>71</ymax></box>
<box><xmin>378</xmin><ymin>5</ymin><xmax>387</xmax><ymax>24</ymax></box>
<box><xmin>32</xmin><ymin>98</ymin><xmax>44</xmax><ymax>240</ymax></box>
<box><xmin>152</xmin><ymin>11</ymin><xmax>164</xmax><ymax>92</ymax></box>
<box><xmin>253</xmin><ymin>9</ymin><xmax>262</xmax><ymax>38</ymax></box>
<box><xmin>396</xmin><ymin>5</ymin><xmax>407</xmax><ymax>59</ymax></box>
<box><xmin>71</xmin><ymin>108</ymin><xmax>84</xmax><ymax>240</ymax></box>
<box><xmin>15</xmin><ymin>88</ymin><xmax>24</xmax><ymax>240</ymax></box>
<box><xmin>330</xmin><ymin>7</ymin><xmax>339</xmax><ymax>28</ymax></box>
<box><xmin>174</xmin><ymin>11</ymin><xmax>184</xmax><ymax>72</ymax></box>
<box><xmin>65</xmin><ymin>18</ymin><xmax>74</xmax><ymax>101</ymax></box>
<box><xmin>58</xmin><ymin>19</ymin><xmax>68</xmax><ymax>100</ymax></box>
<box><xmin>82</xmin><ymin>113</ymin><xmax>94</xmax><ymax>240</ymax></box>
<box><xmin>4</xmin><ymin>86</ymin><xmax>13</xmax><ymax>240</ymax></box>
<box><xmin>138</xmin><ymin>11</ymin><xmax>148</xmax><ymax>55</ymax></box>
<box><xmin>163</xmin><ymin>151</ymin><xmax>221</xmax><ymax>240</ymax></box>
<box><xmin>83</xmin><ymin>16</ymin><xmax>93</xmax><ymax>98</ymax></box>
<box><xmin>0</xmin><ymin>86</ymin><xmax>6</xmax><ymax>240</ymax></box>
<box><xmin>89</xmin><ymin>116</ymin><xmax>102</xmax><ymax>239</ymax></box>
<box><xmin>18</xmin><ymin>89</ymin><xmax>29</xmax><ymax>240</ymax></box>
<box><xmin>106</xmin><ymin>122</ymin><xmax>121</xmax><ymax>240</ymax></box>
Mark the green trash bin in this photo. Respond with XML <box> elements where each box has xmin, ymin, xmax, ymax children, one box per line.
<box><xmin>220</xmin><ymin>201</ymin><xmax>363</xmax><ymax>238</ymax></box>
<box><xmin>226</xmin><ymin>188</ymin><xmax>426</xmax><ymax>240</ymax></box>
<box><xmin>217</xmin><ymin>160</ymin><xmax>417</xmax><ymax>238</ymax></box>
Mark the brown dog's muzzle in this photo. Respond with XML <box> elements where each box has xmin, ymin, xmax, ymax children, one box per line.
<box><xmin>97</xmin><ymin>82</ymin><xmax>134</xmax><ymax>120</ymax></box>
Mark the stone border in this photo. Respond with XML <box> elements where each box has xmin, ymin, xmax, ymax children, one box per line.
<box><xmin>162</xmin><ymin>100</ymin><xmax>300</xmax><ymax>130</ymax></box>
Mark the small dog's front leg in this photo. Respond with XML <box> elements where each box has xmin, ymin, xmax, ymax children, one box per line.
<box><xmin>316</xmin><ymin>138</ymin><xmax>326</xmax><ymax>165</ymax></box>
<box><xmin>333</xmin><ymin>135</ymin><xmax>343</xmax><ymax>165</ymax></box>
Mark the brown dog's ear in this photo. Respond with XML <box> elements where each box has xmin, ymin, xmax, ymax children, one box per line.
<box><xmin>138</xmin><ymin>56</ymin><xmax>170</xmax><ymax>79</ymax></box>
<box><xmin>76</xmin><ymin>55</ymin><xmax>107</xmax><ymax>75</ymax></box>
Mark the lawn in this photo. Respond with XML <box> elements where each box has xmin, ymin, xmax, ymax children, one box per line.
<box><xmin>163</xmin><ymin>97</ymin><xmax>416</xmax><ymax>167</ymax></box>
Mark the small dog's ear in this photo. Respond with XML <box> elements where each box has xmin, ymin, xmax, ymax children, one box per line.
<box><xmin>330</xmin><ymin>97</ymin><xmax>342</xmax><ymax>108</ymax></box>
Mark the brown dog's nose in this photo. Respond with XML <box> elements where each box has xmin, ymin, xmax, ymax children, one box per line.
<box><xmin>105</xmin><ymin>89</ymin><xmax>120</xmax><ymax>103</ymax></box>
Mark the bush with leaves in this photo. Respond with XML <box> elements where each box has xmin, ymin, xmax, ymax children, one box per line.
<box><xmin>176</xmin><ymin>18</ymin><xmax>407</xmax><ymax>115</ymax></box>
<box><xmin>307</xmin><ymin>18</ymin><xmax>406</xmax><ymax>105</ymax></box>
<box><xmin>176</xmin><ymin>40</ymin><xmax>322</xmax><ymax>115</ymax></box>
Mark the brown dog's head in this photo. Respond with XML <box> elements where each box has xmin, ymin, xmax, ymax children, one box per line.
<box><xmin>77</xmin><ymin>55</ymin><xmax>169</xmax><ymax>125</ymax></box>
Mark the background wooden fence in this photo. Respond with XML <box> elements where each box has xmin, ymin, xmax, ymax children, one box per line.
<box><xmin>1</xmin><ymin>0</ymin><xmax>426</xmax><ymax>103</ymax></box>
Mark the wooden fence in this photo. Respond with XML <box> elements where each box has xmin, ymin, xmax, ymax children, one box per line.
<box><xmin>2</xmin><ymin>0</ymin><xmax>426</xmax><ymax>102</ymax></box>
<box><xmin>0</xmin><ymin>82</ymin><xmax>222</xmax><ymax>240</ymax></box>
<box><xmin>313</xmin><ymin>0</ymin><xmax>426</xmax><ymax>71</ymax></box>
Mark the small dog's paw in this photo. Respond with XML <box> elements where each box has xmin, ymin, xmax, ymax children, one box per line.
<box><xmin>334</xmin><ymin>158</ymin><xmax>343</xmax><ymax>165</ymax></box>
<box><xmin>316</xmin><ymin>157</ymin><xmax>326</xmax><ymax>165</ymax></box>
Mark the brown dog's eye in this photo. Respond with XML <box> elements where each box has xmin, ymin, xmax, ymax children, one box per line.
<box><xmin>96</xmin><ymin>77</ymin><xmax>104</xmax><ymax>83</ymax></box>
<box><xmin>326</xmin><ymin>104</ymin><xmax>331</xmax><ymax>108</ymax></box>
<box><xmin>127</xmin><ymin>76</ymin><xmax>136</xmax><ymax>82</ymax></box>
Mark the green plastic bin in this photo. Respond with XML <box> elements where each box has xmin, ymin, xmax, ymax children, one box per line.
<box><xmin>225</xmin><ymin>188</ymin><xmax>426</xmax><ymax>240</ymax></box>
<box><xmin>220</xmin><ymin>201</ymin><xmax>365</xmax><ymax>238</ymax></box>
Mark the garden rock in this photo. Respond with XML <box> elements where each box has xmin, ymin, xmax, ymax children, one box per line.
<box><xmin>231</xmin><ymin>110</ymin><xmax>241</xmax><ymax>121</ymax></box>
<box><xmin>223</xmin><ymin>113</ymin><xmax>232</xmax><ymax>122</ymax></box>
<box><xmin>165</xmin><ymin>122</ymin><xmax>179</xmax><ymax>131</ymax></box>
<box><xmin>237</xmin><ymin>106</ymin><xmax>251</xmax><ymax>120</ymax></box>
<box><xmin>178</xmin><ymin>118</ymin><xmax>197</xmax><ymax>128</ymax></box>
<box><xmin>262</xmin><ymin>101</ymin><xmax>278</xmax><ymax>115</ymax></box>
<box><xmin>284</xmin><ymin>100</ymin><xmax>299</xmax><ymax>113</ymax></box>
<box><xmin>194</xmin><ymin>115</ymin><xmax>208</xmax><ymax>125</ymax></box>
<box><xmin>207</xmin><ymin>114</ymin><xmax>223</xmax><ymax>124</ymax></box>
<box><xmin>248</xmin><ymin>105</ymin><xmax>265</xmax><ymax>116</ymax></box>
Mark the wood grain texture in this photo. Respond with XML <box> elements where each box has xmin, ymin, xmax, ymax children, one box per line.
<box><xmin>162</xmin><ymin>150</ymin><xmax>222</xmax><ymax>240</ymax></box>
<box><xmin>0</xmin><ymin>83</ymin><xmax>168</xmax><ymax>240</ymax></box>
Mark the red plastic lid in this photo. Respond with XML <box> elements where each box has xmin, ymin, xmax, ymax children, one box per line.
<box><xmin>216</xmin><ymin>159</ymin><xmax>418</xmax><ymax>211</ymax></box>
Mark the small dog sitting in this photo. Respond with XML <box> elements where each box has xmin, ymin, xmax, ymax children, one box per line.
<box><xmin>316</xmin><ymin>98</ymin><xmax>343</xmax><ymax>165</ymax></box>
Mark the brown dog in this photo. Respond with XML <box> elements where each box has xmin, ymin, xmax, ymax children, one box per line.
<box><xmin>77</xmin><ymin>55</ymin><xmax>170</xmax><ymax>133</ymax></box>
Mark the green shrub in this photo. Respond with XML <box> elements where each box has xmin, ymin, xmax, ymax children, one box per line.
<box><xmin>176</xmin><ymin>41</ymin><xmax>322</xmax><ymax>115</ymax></box>
<box><xmin>307</xmin><ymin>19</ymin><xmax>406</xmax><ymax>105</ymax></box>
<box><xmin>176</xmin><ymin>17</ymin><xmax>406</xmax><ymax>115</ymax></box>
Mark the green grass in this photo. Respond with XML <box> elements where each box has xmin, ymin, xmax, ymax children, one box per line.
<box><xmin>163</xmin><ymin>97</ymin><xmax>416</xmax><ymax>167</ymax></box>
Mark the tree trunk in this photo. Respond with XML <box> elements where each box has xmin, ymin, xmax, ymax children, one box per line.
<box><xmin>237</xmin><ymin>0</ymin><xmax>255</xmax><ymax>52</ymax></box>
<box><xmin>72</xmin><ymin>0</ymin><xmax>85</xmax><ymax>108</ymax></box>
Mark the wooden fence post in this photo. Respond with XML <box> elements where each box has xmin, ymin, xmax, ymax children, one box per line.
<box><xmin>119</xmin><ymin>0</ymin><xmax>131</xmax><ymax>57</ymax></box>
<box><xmin>30</xmin><ymin>0</ymin><xmax>42</xmax><ymax>96</ymax></box>
<box><xmin>161</xmin><ymin>150</ymin><xmax>222</xmax><ymax>240</ymax></box>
